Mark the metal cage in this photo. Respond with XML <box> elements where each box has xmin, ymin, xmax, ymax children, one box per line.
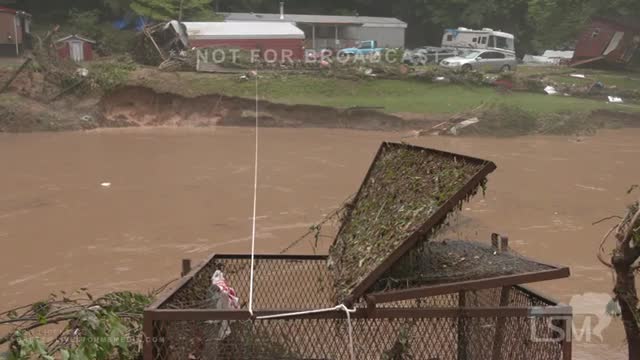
<box><xmin>143</xmin><ymin>254</ymin><xmax>572</xmax><ymax>360</ymax></box>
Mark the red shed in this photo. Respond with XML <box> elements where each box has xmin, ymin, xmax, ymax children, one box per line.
<box><xmin>572</xmin><ymin>17</ymin><xmax>640</xmax><ymax>67</ymax></box>
<box><xmin>183</xmin><ymin>21</ymin><xmax>305</xmax><ymax>60</ymax></box>
<box><xmin>56</xmin><ymin>35</ymin><xmax>96</xmax><ymax>62</ymax></box>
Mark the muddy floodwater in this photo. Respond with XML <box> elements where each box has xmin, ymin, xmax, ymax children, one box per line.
<box><xmin>1</xmin><ymin>127</ymin><xmax>639</xmax><ymax>359</ymax></box>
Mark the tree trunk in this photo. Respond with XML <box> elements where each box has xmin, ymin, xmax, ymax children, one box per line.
<box><xmin>613</xmin><ymin>259</ymin><xmax>640</xmax><ymax>359</ymax></box>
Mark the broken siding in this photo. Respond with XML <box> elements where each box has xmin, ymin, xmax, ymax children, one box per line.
<box><xmin>574</xmin><ymin>19</ymin><xmax>621</xmax><ymax>59</ymax></box>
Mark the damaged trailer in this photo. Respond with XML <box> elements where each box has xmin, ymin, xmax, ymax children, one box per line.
<box><xmin>183</xmin><ymin>21</ymin><xmax>306</xmax><ymax>61</ymax></box>
<box><xmin>571</xmin><ymin>16</ymin><xmax>640</xmax><ymax>67</ymax></box>
<box><xmin>132</xmin><ymin>20</ymin><xmax>189</xmax><ymax>65</ymax></box>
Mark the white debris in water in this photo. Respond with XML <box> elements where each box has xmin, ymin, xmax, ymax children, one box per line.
<box><xmin>607</xmin><ymin>96</ymin><xmax>623</xmax><ymax>103</ymax></box>
<box><xmin>101</xmin><ymin>182</ymin><xmax>112</xmax><ymax>188</ymax></box>
<box><xmin>450</xmin><ymin>117</ymin><xmax>480</xmax><ymax>135</ymax></box>
<box><xmin>570</xmin><ymin>74</ymin><xmax>586</xmax><ymax>78</ymax></box>
<box><xmin>544</xmin><ymin>86</ymin><xmax>558</xmax><ymax>95</ymax></box>
<box><xmin>576</xmin><ymin>184</ymin><xmax>606</xmax><ymax>192</ymax></box>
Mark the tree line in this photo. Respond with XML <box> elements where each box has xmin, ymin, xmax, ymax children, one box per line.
<box><xmin>5</xmin><ymin>0</ymin><xmax>640</xmax><ymax>54</ymax></box>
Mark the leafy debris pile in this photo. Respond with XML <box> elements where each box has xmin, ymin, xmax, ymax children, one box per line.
<box><xmin>0</xmin><ymin>289</ymin><xmax>156</xmax><ymax>360</ymax></box>
<box><xmin>372</xmin><ymin>239</ymin><xmax>553</xmax><ymax>292</ymax></box>
<box><xmin>328</xmin><ymin>143</ymin><xmax>491</xmax><ymax>302</ymax></box>
<box><xmin>431</xmin><ymin>103</ymin><xmax>598</xmax><ymax>137</ymax></box>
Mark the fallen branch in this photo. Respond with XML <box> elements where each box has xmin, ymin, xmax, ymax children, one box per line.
<box><xmin>144</xmin><ymin>27</ymin><xmax>167</xmax><ymax>62</ymax></box>
<box><xmin>600</xmin><ymin>196</ymin><xmax>640</xmax><ymax>359</ymax></box>
<box><xmin>46</xmin><ymin>78</ymin><xmax>86</xmax><ymax>103</ymax></box>
<box><xmin>279</xmin><ymin>195</ymin><xmax>353</xmax><ymax>254</ymax></box>
<box><xmin>593</xmin><ymin>215</ymin><xmax>623</xmax><ymax>226</ymax></box>
<box><xmin>0</xmin><ymin>57</ymin><xmax>32</xmax><ymax>94</ymax></box>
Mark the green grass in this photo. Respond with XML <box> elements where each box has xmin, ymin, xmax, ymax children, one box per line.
<box><xmin>131</xmin><ymin>69</ymin><xmax>640</xmax><ymax>115</ymax></box>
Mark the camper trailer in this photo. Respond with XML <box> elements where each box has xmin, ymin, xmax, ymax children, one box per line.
<box><xmin>442</xmin><ymin>27</ymin><xmax>515</xmax><ymax>55</ymax></box>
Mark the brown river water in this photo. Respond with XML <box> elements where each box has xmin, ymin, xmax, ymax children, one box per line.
<box><xmin>1</xmin><ymin>127</ymin><xmax>639</xmax><ymax>359</ymax></box>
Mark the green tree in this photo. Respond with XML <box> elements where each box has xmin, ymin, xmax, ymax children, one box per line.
<box><xmin>130</xmin><ymin>0</ymin><xmax>215</xmax><ymax>20</ymax></box>
<box><xmin>102</xmin><ymin>0</ymin><xmax>134</xmax><ymax>16</ymax></box>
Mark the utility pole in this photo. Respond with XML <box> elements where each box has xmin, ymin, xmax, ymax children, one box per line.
<box><xmin>179</xmin><ymin>0</ymin><xmax>185</xmax><ymax>21</ymax></box>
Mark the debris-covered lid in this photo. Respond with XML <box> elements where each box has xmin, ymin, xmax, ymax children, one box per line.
<box><xmin>367</xmin><ymin>238</ymin><xmax>569</xmax><ymax>304</ymax></box>
<box><xmin>328</xmin><ymin>142</ymin><xmax>497</xmax><ymax>303</ymax></box>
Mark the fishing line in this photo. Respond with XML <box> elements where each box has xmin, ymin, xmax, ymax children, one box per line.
<box><xmin>245</xmin><ymin>68</ymin><xmax>356</xmax><ymax>359</ymax></box>
<box><xmin>248</xmin><ymin>69</ymin><xmax>259</xmax><ymax>316</ymax></box>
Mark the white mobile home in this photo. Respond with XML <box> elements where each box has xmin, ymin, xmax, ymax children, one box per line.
<box><xmin>224</xmin><ymin>6</ymin><xmax>407</xmax><ymax>51</ymax></box>
<box><xmin>442</xmin><ymin>28</ymin><xmax>515</xmax><ymax>55</ymax></box>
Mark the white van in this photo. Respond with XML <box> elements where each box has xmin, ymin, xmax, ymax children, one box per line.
<box><xmin>441</xmin><ymin>28</ymin><xmax>515</xmax><ymax>56</ymax></box>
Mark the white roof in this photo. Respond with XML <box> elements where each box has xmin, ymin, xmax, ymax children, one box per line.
<box><xmin>492</xmin><ymin>31</ymin><xmax>515</xmax><ymax>39</ymax></box>
<box><xmin>224</xmin><ymin>13</ymin><xmax>407</xmax><ymax>28</ymax></box>
<box><xmin>447</xmin><ymin>28</ymin><xmax>515</xmax><ymax>39</ymax></box>
<box><xmin>183</xmin><ymin>22</ymin><xmax>305</xmax><ymax>40</ymax></box>
<box><xmin>55</xmin><ymin>34</ymin><xmax>96</xmax><ymax>44</ymax></box>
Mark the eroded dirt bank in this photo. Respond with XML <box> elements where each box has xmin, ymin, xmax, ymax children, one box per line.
<box><xmin>99</xmin><ymin>86</ymin><xmax>443</xmax><ymax>131</ymax></box>
<box><xmin>2</xmin><ymin>84</ymin><xmax>640</xmax><ymax>133</ymax></box>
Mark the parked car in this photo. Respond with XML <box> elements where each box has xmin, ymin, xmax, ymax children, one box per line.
<box><xmin>439</xmin><ymin>50</ymin><xmax>517</xmax><ymax>72</ymax></box>
<box><xmin>403</xmin><ymin>47</ymin><xmax>459</xmax><ymax>65</ymax></box>
<box><xmin>338</xmin><ymin>40</ymin><xmax>385</xmax><ymax>56</ymax></box>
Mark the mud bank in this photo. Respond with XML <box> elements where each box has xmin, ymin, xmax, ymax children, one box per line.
<box><xmin>99</xmin><ymin>86</ymin><xmax>443</xmax><ymax>131</ymax></box>
<box><xmin>2</xmin><ymin>84</ymin><xmax>640</xmax><ymax>133</ymax></box>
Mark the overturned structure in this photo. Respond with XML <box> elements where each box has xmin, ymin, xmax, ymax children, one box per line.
<box><xmin>572</xmin><ymin>17</ymin><xmax>640</xmax><ymax>67</ymax></box>
<box><xmin>143</xmin><ymin>142</ymin><xmax>572</xmax><ymax>360</ymax></box>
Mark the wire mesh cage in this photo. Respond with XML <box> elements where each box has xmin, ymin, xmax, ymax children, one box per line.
<box><xmin>143</xmin><ymin>143</ymin><xmax>572</xmax><ymax>359</ymax></box>
<box><xmin>143</xmin><ymin>255</ymin><xmax>572</xmax><ymax>360</ymax></box>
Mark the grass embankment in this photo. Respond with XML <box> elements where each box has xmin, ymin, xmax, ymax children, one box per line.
<box><xmin>129</xmin><ymin>68</ymin><xmax>640</xmax><ymax>116</ymax></box>
<box><xmin>518</xmin><ymin>65</ymin><xmax>640</xmax><ymax>90</ymax></box>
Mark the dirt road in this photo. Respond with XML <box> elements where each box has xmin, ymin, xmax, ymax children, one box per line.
<box><xmin>1</xmin><ymin>127</ymin><xmax>639</xmax><ymax>359</ymax></box>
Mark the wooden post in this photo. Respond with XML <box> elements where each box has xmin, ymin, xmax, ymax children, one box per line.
<box><xmin>457</xmin><ymin>290</ymin><xmax>468</xmax><ymax>360</ymax></box>
<box><xmin>491</xmin><ymin>287</ymin><xmax>511</xmax><ymax>360</ymax></box>
<box><xmin>181</xmin><ymin>259</ymin><xmax>192</xmax><ymax>277</ymax></box>
<box><xmin>500</xmin><ymin>236</ymin><xmax>509</xmax><ymax>252</ymax></box>
<box><xmin>491</xmin><ymin>233</ymin><xmax>509</xmax><ymax>252</ymax></box>
<box><xmin>561</xmin><ymin>317</ymin><xmax>573</xmax><ymax>360</ymax></box>
<box><xmin>13</xmin><ymin>15</ymin><xmax>19</xmax><ymax>56</ymax></box>
<box><xmin>142</xmin><ymin>310</ymin><xmax>154</xmax><ymax>360</ymax></box>
<box><xmin>491</xmin><ymin>233</ymin><xmax>500</xmax><ymax>251</ymax></box>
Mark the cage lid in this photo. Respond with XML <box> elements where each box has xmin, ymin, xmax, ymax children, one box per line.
<box><xmin>366</xmin><ymin>238</ymin><xmax>569</xmax><ymax>305</ymax></box>
<box><xmin>328</xmin><ymin>142</ymin><xmax>497</xmax><ymax>303</ymax></box>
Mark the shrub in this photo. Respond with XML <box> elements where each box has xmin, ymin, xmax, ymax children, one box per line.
<box><xmin>87</xmin><ymin>56</ymin><xmax>137</xmax><ymax>92</ymax></box>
